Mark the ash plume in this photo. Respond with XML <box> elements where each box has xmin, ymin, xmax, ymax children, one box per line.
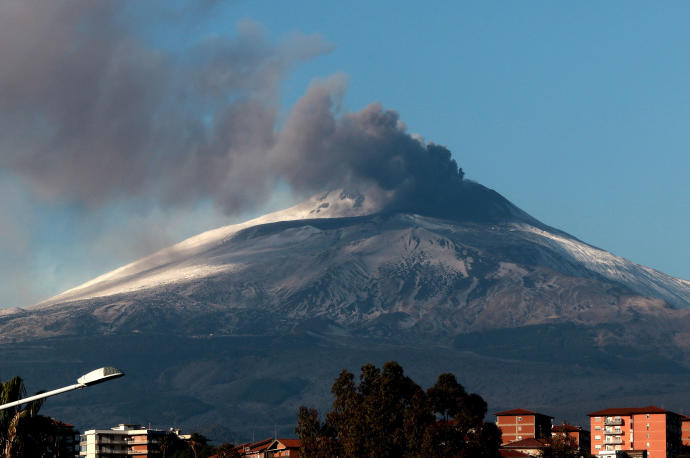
<box><xmin>0</xmin><ymin>0</ymin><xmax>514</xmax><ymax>222</ymax></box>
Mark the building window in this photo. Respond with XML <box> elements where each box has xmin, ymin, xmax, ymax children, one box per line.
<box><xmin>517</xmin><ymin>417</ymin><xmax>522</xmax><ymax>422</ymax></box>
<box><xmin>517</xmin><ymin>426</ymin><xmax>522</xmax><ymax>431</ymax></box>
<box><xmin>595</xmin><ymin>417</ymin><xmax>601</xmax><ymax>422</ymax></box>
<box><xmin>595</xmin><ymin>445</ymin><xmax>601</xmax><ymax>450</ymax></box>
<box><xmin>647</xmin><ymin>442</ymin><xmax>650</xmax><ymax>447</ymax></box>
<box><xmin>595</xmin><ymin>435</ymin><xmax>601</xmax><ymax>440</ymax></box>
<box><xmin>595</xmin><ymin>426</ymin><xmax>601</xmax><ymax>431</ymax></box>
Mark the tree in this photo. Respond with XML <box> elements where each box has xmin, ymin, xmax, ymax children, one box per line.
<box><xmin>158</xmin><ymin>431</ymin><xmax>179</xmax><ymax>458</ymax></box>
<box><xmin>167</xmin><ymin>432</ymin><xmax>214</xmax><ymax>458</ymax></box>
<box><xmin>325</xmin><ymin>369</ymin><xmax>362</xmax><ymax>457</ymax></box>
<box><xmin>401</xmin><ymin>387</ymin><xmax>434</xmax><ymax>457</ymax></box>
<box><xmin>541</xmin><ymin>426</ymin><xmax>581</xmax><ymax>458</ymax></box>
<box><xmin>13</xmin><ymin>415</ymin><xmax>67</xmax><ymax>458</ymax></box>
<box><xmin>423</xmin><ymin>373</ymin><xmax>501</xmax><ymax>458</ymax></box>
<box><xmin>296</xmin><ymin>406</ymin><xmax>323</xmax><ymax>456</ymax></box>
<box><xmin>296</xmin><ymin>406</ymin><xmax>340</xmax><ymax>457</ymax></box>
<box><xmin>427</xmin><ymin>373</ymin><xmax>467</xmax><ymax>422</ymax></box>
<box><xmin>296</xmin><ymin>362</ymin><xmax>501</xmax><ymax>457</ymax></box>
<box><xmin>371</xmin><ymin>361</ymin><xmax>420</xmax><ymax>456</ymax></box>
<box><xmin>0</xmin><ymin>376</ymin><xmax>47</xmax><ymax>458</ymax></box>
<box><xmin>186</xmin><ymin>433</ymin><xmax>208</xmax><ymax>458</ymax></box>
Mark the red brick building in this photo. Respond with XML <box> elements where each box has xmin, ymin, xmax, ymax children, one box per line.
<box><xmin>588</xmin><ymin>406</ymin><xmax>682</xmax><ymax>458</ymax></box>
<box><xmin>496</xmin><ymin>408</ymin><xmax>553</xmax><ymax>444</ymax></box>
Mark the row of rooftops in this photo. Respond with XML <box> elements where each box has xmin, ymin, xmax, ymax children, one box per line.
<box><xmin>495</xmin><ymin>405</ymin><xmax>683</xmax><ymax>417</ymax></box>
<box><xmin>235</xmin><ymin>437</ymin><xmax>300</xmax><ymax>451</ymax></box>
<box><xmin>224</xmin><ymin>437</ymin><xmax>300</xmax><ymax>457</ymax></box>
<box><xmin>495</xmin><ymin>404</ymin><xmax>690</xmax><ymax>457</ymax></box>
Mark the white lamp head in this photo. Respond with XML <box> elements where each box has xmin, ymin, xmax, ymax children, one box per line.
<box><xmin>77</xmin><ymin>367</ymin><xmax>125</xmax><ymax>387</ymax></box>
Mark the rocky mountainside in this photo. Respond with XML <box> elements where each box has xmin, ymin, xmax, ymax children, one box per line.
<box><xmin>2</xmin><ymin>185</ymin><xmax>690</xmax><ymax>439</ymax></box>
<box><xmin>3</xmin><ymin>185</ymin><xmax>690</xmax><ymax>343</ymax></box>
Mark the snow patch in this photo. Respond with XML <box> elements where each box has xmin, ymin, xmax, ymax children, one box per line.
<box><xmin>517</xmin><ymin>224</ymin><xmax>690</xmax><ymax>307</ymax></box>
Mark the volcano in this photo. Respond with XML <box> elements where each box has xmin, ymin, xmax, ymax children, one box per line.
<box><xmin>2</xmin><ymin>184</ymin><xmax>690</xmax><ymax>441</ymax></box>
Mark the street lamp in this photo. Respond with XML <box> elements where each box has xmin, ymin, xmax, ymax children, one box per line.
<box><xmin>0</xmin><ymin>366</ymin><xmax>125</xmax><ymax>411</ymax></box>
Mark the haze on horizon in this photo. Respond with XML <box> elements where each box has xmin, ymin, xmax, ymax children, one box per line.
<box><xmin>1</xmin><ymin>0</ymin><xmax>689</xmax><ymax>308</ymax></box>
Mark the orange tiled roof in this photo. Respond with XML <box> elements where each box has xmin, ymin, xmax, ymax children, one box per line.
<box><xmin>587</xmin><ymin>405</ymin><xmax>677</xmax><ymax>416</ymax></box>
<box><xmin>276</xmin><ymin>438</ymin><xmax>300</xmax><ymax>448</ymax></box>
<box><xmin>246</xmin><ymin>438</ymin><xmax>274</xmax><ymax>452</ymax></box>
<box><xmin>502</xmin><ymin>438</ymin><xmax>548</xmax><ymax>449</ymax></box>
<box><xmin>552</xmin><ymin>424</ymin><xmax>584</xmax><ymax>432</ymax></box>
<box><xmin>50</xmin><ymin>419</ymin><xmax>74</xmax><ymax>428</ymax></box>
<box><xmin>495</xmin><ymin>408</ymin><xmax>553</xmax><ymax>418</ymax></box>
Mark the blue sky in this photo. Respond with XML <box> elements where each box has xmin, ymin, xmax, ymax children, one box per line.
<box><xmin>1</xmin><ymin>1</ymin><xmax>688</xmax><ymax>307</ymax></box>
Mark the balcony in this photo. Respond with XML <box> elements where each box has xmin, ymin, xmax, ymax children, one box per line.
<box><xmin>95</xmin><ymin>437</ymin><xmax>127</xmax><ymax>445</ymax></box>
<box><xmin>604</xmin><ymin>418</ymin><xmax>623</xmax><ymax>426</ymax></box>
<box><xmin>97</xmin><ymin>446</ymin><xmax>129</xmax><ymax>453</ymax></box>
<box><xmin>126</xmin><ymin>438</ymin><xmax>158</xmax><ymax>445</ymax></box>
<box><xmin>605</xmin><ymin>437</ymin><xmax>623</xmax><ymax>445</ymax></box>
<box><xmin>604</xmin><ymin>429</ymin><xmax>623</xmax><ymax>435</ymax></box>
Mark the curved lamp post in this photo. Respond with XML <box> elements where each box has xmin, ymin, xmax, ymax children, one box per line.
<box><xmin>0</xmin><ymin>366</ymin><xmax>125</xmax><ymax>411</ymax></box>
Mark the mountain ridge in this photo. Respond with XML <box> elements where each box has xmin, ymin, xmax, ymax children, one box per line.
<box><xmin>27</xmin><ymin>183</ymin><xmax>689</xmax><ymax>313</ymax></box>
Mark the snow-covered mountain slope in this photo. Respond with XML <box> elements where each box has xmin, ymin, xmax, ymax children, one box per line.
<box><xmin>518</xmin><ymin>224</ymin><xmax>690</xmax><ymax>309</ymax></box>
<box><xmin>0</xmin><ymin>186</ymin><xmax>684</xmax><ymax>345</ymax></box>
<box><xmin>36</xmin><ymin>190</ymin><xmax>382</xmax><ymax>308</ymax></box>
<box><xmin>32</xmin><ymin>195</ymin><xmax>690</xmax><ymax>314</ymax></box>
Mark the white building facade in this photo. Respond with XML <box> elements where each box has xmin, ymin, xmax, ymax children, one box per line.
<box><xmin>79</xmin><ymin>423</ymin><xmax>179</xmax><ymax>457</ymax></box>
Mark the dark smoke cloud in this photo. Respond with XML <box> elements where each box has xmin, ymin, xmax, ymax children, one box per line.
<box><xmin>0</xmin><ymin>1</ymin><xmax>510</xmax><ymax>222</ymax></box>
<box><xmin>0</xmin><ymin>1</ymin><xmax>330</xmax><ymax>213</ymax></box>
<box><xmin>274</xmin><ymin>78</ymin><xmax>515</xmax><ymax>220</ymax></box>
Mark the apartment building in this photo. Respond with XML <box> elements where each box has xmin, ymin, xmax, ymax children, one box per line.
<box><xmin>496</xmin><ymin>408</ymin><xmax>553</xmax><ymax>444</ymax></box>
<box><xmin>588</xmin><ymin>406</ymin><xmax>682</xmax><ymax>458</ymax></box>
<box><xmin>79</xmin><ymin>423</ymin><xmax>181</xmax><ymax>457</ymax></box>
